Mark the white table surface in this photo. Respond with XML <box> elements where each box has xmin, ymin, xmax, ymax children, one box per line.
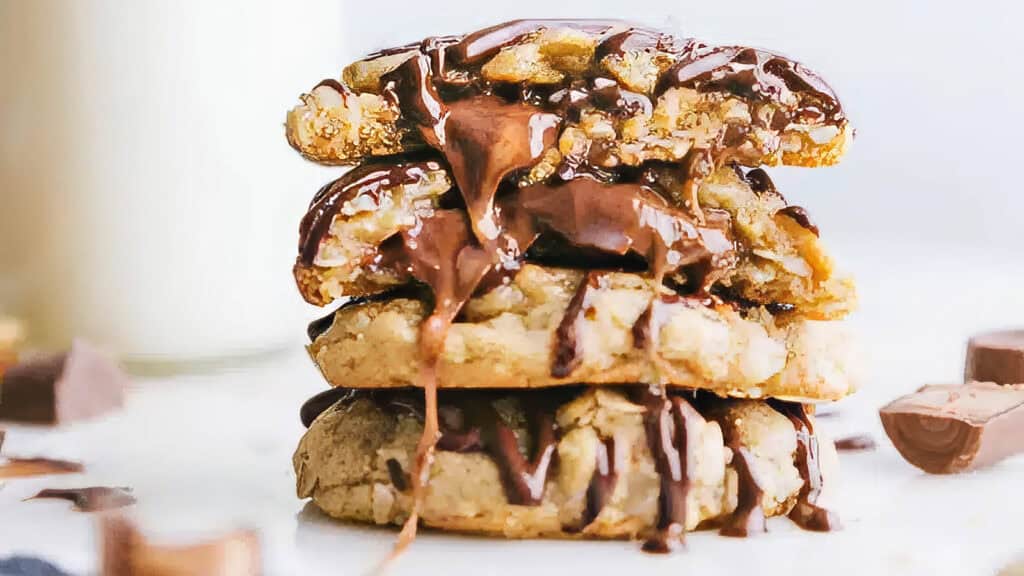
<box><xmin>2</xmin><ymin>242</ymin><xmax>1024</xmax><ymax>576</ymax></box>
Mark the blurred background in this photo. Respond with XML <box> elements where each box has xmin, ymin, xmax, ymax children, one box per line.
<box><xmin>2</xmin><ymin>0</ymin><xmax>1022</xmax><ymax>401</ymax></box>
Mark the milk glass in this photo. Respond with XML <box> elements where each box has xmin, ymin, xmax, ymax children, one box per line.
<box><xmin>0</xmin><ymin>1</ymin><xmax>345</xmax><ymax>362</ymax></box>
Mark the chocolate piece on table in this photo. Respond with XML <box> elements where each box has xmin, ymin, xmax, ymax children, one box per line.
<box><xmin>833</xmin><ymin>434</ymin><xmax>876</xmax><ymax>452</ymax></box>
<box><xmin>0</xmin><ymin>340</ymin><xmax>127</xmax><ymax>424</ymax></box>
<box><xmin>101</xmin><ymin>515</ymin><xmax>261</xmax><ymax>576</ymax></box>
<box><xmin>0</xmin><ymin>457</ymin><xmax>84</xmax><ymax>479</ymax></box>
<box><xmin>879</xmin><ymin>382</ymin><xmax>1024</xmax><ymax>474</ymax></box>
<box><xmin>27</xmin><ymin>487</ymin><xmax>136</xmax><ymax>512</ymax></box>
<box><xmin>965</xmin><ymin>330</ymin><xmax>1024</xmax><ymax>385</ymax></box>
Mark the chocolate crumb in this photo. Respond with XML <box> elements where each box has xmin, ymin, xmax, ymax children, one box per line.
<box><xmin>386</xmin><ymin>458</ymin><xmax>409</xmax><ymax>492</ymax></box>
<box><xmin>833</xmin><ymin>434</ymin><xmax>876</xmax><ymax>452</ymax></box>
<box><xmin>27</xmin><ymin>487</ymin><xmax>136</xmax><ymax>512</ymax></box>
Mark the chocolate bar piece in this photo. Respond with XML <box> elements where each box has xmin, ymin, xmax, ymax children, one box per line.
<box><xmin>101</xmin><ymin>516</ymin><xmax>261</xmax><ymax>576</ymax></box>
<box><xmin>879</xmin><ymin>382</ymin><xmax>1024</xmax><ymax>474</ymax></box>
<box><xmin>0</xmin><ymin>340</ymin><xmax>127</xmax><ymax>424</ymax></box>
<box><xmin>0</xmin><ymin>457</ymin><xmax>83</xmax><ymax>479</ymax></box>
<box><xmin>965</xmin><ymin>330</ymin><xmax>1024</xmax><ymax>385</ymax></box>
<box><xmin>28</xmin><ymin>487</ymin><xmax>136</xmax><ymax>512</ymax></box>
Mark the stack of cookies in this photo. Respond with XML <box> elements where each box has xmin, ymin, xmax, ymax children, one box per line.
<box><xmin>287</xmin><ymin>19</ymin><xmax>857</xmax><ymax>552</ymax></box>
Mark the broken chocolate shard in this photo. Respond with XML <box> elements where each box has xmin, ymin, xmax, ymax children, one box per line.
<box><xmin>101</xmin><ymin>515</ymin><xmax>261</xmax><ymax>576</ymax></box>
<box><xmin>27</xmin><ymin>487</ymin><xmax>136</xmax><ymax>512</ymax></box>
<box><xmin>965</xmin><ymin>329</ymin><xmax>1024</xmax><ymax>385</ymax></box>
<box><xmin>0</xmin><ymin>340</ymin><xmax>126</xmax><ymax>425</ymax></box>
<box><xmin>834</xmin><ymin>434</ymin><xmax>877</xmax><ymax>452</ymax></box>
<box><xmin>879</xmin><ymin>382</ymin><xmax>1024</xmax><ymax>474</ymax></box>
<box><xmin>0</xmin><ymin>457</ymin><xmax>83</xmax><ymax>479</ymax></box>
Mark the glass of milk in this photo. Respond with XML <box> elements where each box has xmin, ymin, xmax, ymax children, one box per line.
<box><xmin>0</xmin><ymin>1</ymin><xmax>345</xmax><ymax>363</ymax></box>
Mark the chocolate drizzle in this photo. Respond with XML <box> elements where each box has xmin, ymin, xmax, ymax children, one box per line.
<box><xmin>595</xmin><ymin>27</ymin><xmax>689</xmax><ymax>60</ymax></box>
<box><xmin>298</xmin><ymin>160</ymin><xmax>444</xmax><ymax>265</ymax></box>
<box><xmin>636</xmin><ymin>389</ymin><xmax>704</xmax><ymax>553</ymax></box>
<box><xmin>300</xmin><ymin>387</ymin><xmax>356</xmax><ymax>428</ymax></box>
<box><xmin>776</xmin><ymin>205</ymin><xmax>820</xmax><ymax>237</ymax></box>
<box><xmin>473</xmin><ymin>400</ymin><xmax>558</xmax><ymax>505</ymax></box>
<box><xmin>582</xmin><ymin>437</ymin><xmax>618</xmax><ymax>527</ymax></box>
<box><xmin>450</xmin><ymin>19</ymin><xmax>625</xmax><ymax>65</ymax></box>
<box><xmin>770</xmin><ymin>401</ymin><xmax>840</xmax><ymax>532</ymax></box>
<box><xmin>658</xmin><ymin>44</ymin><xmax>844</xmax><ymax>123</ymax></box>
<box><xmin>551</xmin><ymin>272</ymin><xmax>603</xmax><ymax>378</ymax></box>
<box><xmin>719</xmin><ymin>444</ymin><xmax>767</xmax><ymax>537</ymax></box>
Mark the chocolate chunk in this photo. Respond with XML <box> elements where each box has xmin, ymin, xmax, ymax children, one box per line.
<box><xmin>0</xmin><ymin>556</ymin><xmax>71</xmax><ymax>576</ymax></box>
<box><xmin>0</xmin><ymin>340</ymin><xmax>127</xmax><ymax>425</ymax></box>
<box><xmin>0</xmin><ymin>458</ymin><xmax>83</xmax><ymax>479</ymax></box>
<box><xmin>299</xmin><ymin>388</ymin><xmax>355</xmax><ymax>428</ymax></box>
<box><xmin>879</xmin><ymin>382</ymin><xmax>1024</xmax><ymax>474</ymax></box>
<box><xmin>834</xmin><ymin>434</ymin><xmax>876</xmax><ymax>452</ymax></box>
<box><xmin>27</xmin><ymin>487</ymin><xmax>136</xmax><ymax>512</ymax></box>
<box><xmin>965</xmin><ymin>330</ymin><xmax>1024</xmax><ymax>385</ymax></box>
<box><xmin>101</xmin><ymin>515</ymin><xmax>261</xmax><ymax>576</ymax></box>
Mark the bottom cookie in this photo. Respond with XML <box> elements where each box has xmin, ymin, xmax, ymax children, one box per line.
<box><xmin>293</xmin><ymin>386</ymin><xmax>839</xmax><ymax>546</ymax></box>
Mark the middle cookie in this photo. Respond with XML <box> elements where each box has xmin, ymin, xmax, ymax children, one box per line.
<box><xmin>308</xmin><ymin>264</ymin><xmax>858</xmax><ymax>402</ymax></box>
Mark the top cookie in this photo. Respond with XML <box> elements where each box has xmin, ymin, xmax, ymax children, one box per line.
<box><xmin>286</xmin><ymin>19</ymin><xmax>851</xmax><ymax>176</ymax></box>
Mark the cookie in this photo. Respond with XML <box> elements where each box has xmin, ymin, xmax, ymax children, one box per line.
<box><xmin>307</xmin><ymin>265</ymin><xmax>858</xmax><ymax>401</ymax></box>
<box><xmin>293</xmin><ymin>387</ymin><xmax>840</xmax><ymax>540</ymax></box>
<box><xmin>286</xmin><ymin>20</ymin><xmax>850</xmax><ymax>173</ymax></box>
<box><xmin>294</xmin><ymin>162</ymin><xmax>855</xmax><ymax>320</ymax></box>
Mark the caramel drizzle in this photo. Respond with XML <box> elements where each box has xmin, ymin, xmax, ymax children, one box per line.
<box><xmin>770</xmin><ymin>401</ymin><xmax>841</xmax><ymax>531</ymax></box>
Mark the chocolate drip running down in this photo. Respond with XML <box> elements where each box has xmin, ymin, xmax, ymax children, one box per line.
<box><xmin>719</xmin><ymin>444</ymin><xmax>767</xmax><ymax>537</ymax></box>
<box><xmin>636</xmin><ymin>390</ymin><xmax>704</xmax><ymax>553</ymax></box>
<box><xmin>770</xmin><ymin>401</ymin><xmax>840</xmax><ymax>531</ymax></box>
<box><xmin>582</xmin><ymin>437</ymin><xmax>619</xmax><ymax>528</ymax></box>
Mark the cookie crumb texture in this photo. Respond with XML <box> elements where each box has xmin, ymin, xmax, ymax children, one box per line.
<box><xmin>293</xmin><ymin>388</ymin><xmax>838</xmax><ymax>538</ymax></box>
<box><xmin>308</xmin><ymin>265</ymin><xmax>858</xmax><ymax>401</ymax></box>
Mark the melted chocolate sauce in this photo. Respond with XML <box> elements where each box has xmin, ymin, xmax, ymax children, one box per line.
<box><xmin>770</xmin><ymin>401</ymin><xmax>840</xmax><ymax>532</ymax></box>
<box><xmin>307</xmin><ymin>284</ymin><xmax>428</xmax><ymax>342</ymax></box>
<box><xmin>449</xmin><ymin>19</ymin><xmax>625</xmax><ymax>64</ymax></box>
<box><xmin>441</xmin><ymin>97</ymin><xmax>560</xmax><ymax>241</ymax></box>
<box><xmin>582</xmin><ymin>437</ymin><xmax>618</xmax><ymax>527</ymax></box>
<box><xmin>300</xmin><ymin>388</ymin><xmax>357</xmax><ymax>428</ymax></box>
<box><xmin>595</xmin><ymin>27</ymin><xmax>689</xmax><ymax>60</ymax></box>
<box><xmin>313</xmin><ymin>78</ymin><xmax>350</xmax><ymax>95</ymax></box>
<box><xmin>719</xmin><ymin>444</ymin><xmax>767</xmax><ymax>537</ymax></box>
<box><xmin>776</xmin><ymin>205</ymin><xmax>820</xmax><ymax>237</ymax></box>
<box><xmin>635</xmin><ymin>389</ymin><xmax>704</xmax><ymax>553</ymax></box>
<box><xmin>472</xmin><ymin>400</ymin><xmax>559</xmax><ymax>505</ymax></box>
<box><xmin>551</xmin><ymin>272</ymin><xmax>603</xmax><ymax>378</ymax></box>
<box><xmin>505</xmin><ymin>178</ymin><xmax>735</xmax><ymax>287</ymax></box>
<box><xmin>658</xmin><ymin>45</ymin><xmax>844</xmax><ymax>123</ymax></box>
<box><xmin>298</xmin><ymin>160</ymin><xmax>444</xmax><ymax>265</ymax></box>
